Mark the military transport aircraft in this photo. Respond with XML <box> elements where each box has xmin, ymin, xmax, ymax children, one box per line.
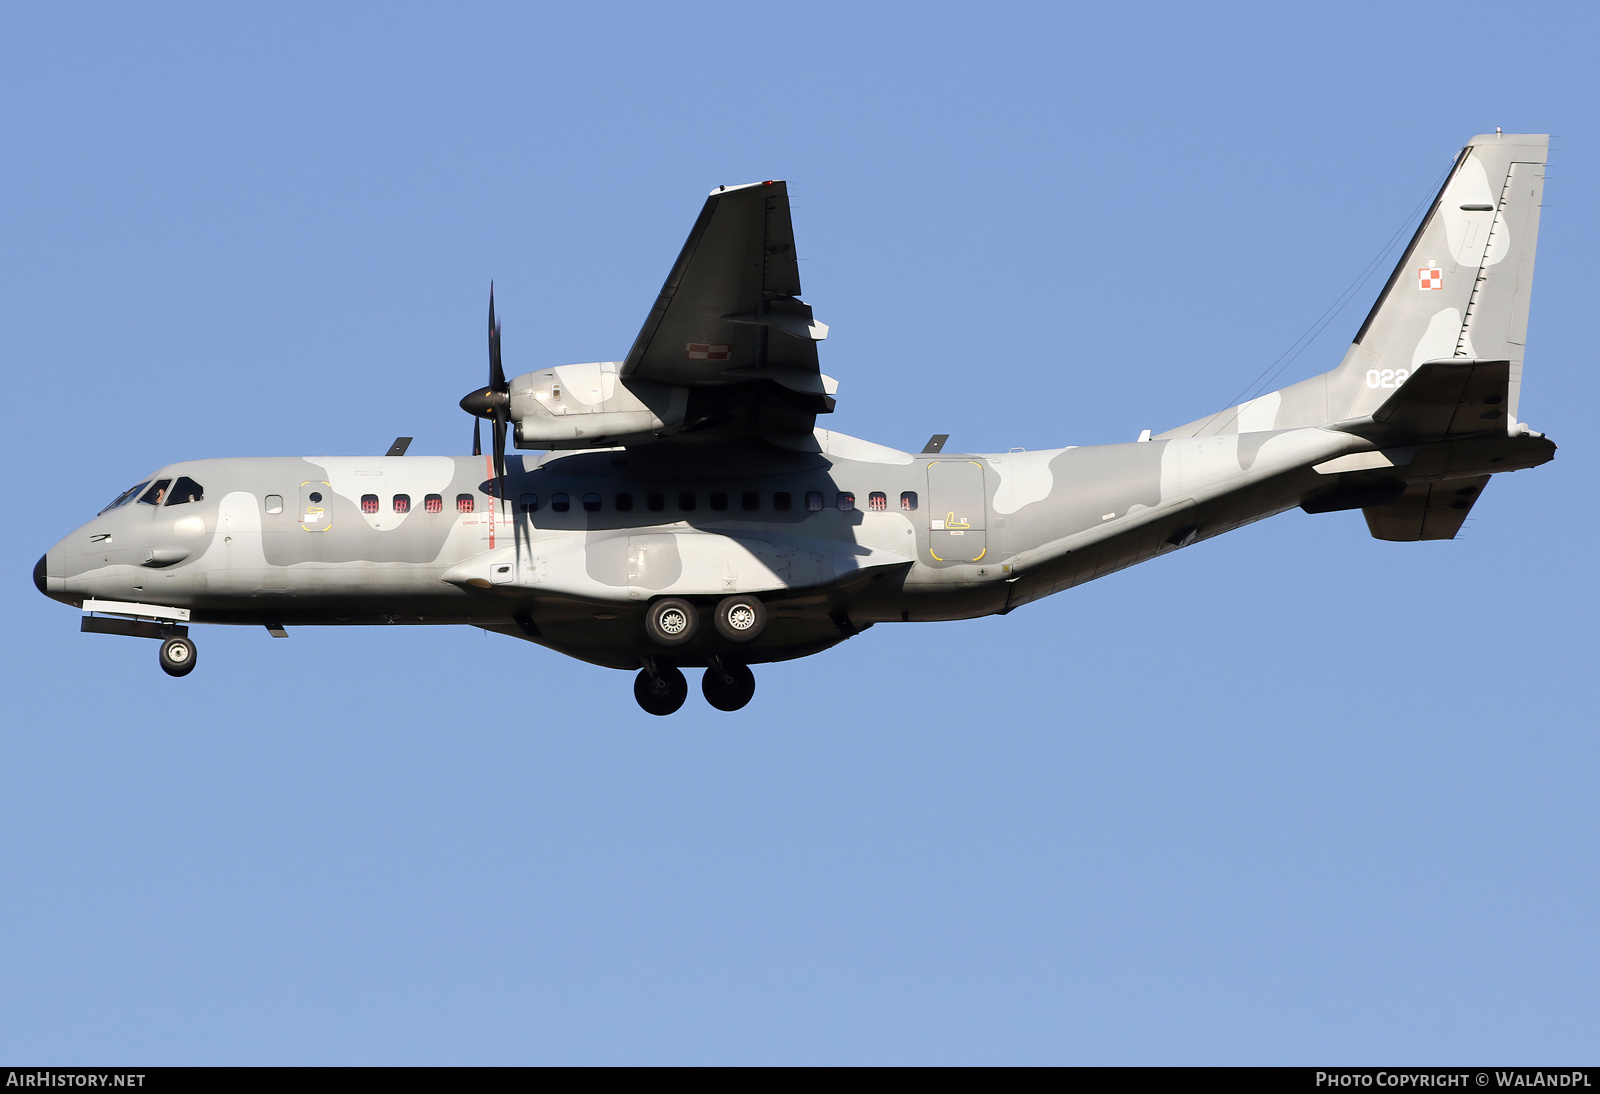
<box><xmin>35</xmin><ymin>133</ymin><xmax>1556</xmax><ymax>714</ymax></box>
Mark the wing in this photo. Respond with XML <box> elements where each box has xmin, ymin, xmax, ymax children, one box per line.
<box><xmin>621</xmin><ymin>181</ymin><xmax>835</xmax><ymax>441</ymax></box>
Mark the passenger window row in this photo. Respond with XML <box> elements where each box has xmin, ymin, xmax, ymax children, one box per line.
<box><xmin>287</xmin><ymin>492</ymin><xmax>476</xmax><ymax>515</ymax></box>
<box><xmin>280</xmin><ymin>490</ymin><xmax>921</xmax><ymax>518</ymax></box>
<box><xmin>514</xmin><ymin>490</ymin><xmax>918</xmax><ymax>514</ymax></box>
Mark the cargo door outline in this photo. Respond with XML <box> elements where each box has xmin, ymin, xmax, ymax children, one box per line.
<box><xmin>926</xmin><ymin>460</ymin><xmax>987</xmax><ymax>562</ymax></box>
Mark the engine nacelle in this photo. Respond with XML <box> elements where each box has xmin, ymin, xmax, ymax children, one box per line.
<box><xmin>509</xmin><ymin>362</ymin><xmax>686</xmax><ymax>448</ymax></box>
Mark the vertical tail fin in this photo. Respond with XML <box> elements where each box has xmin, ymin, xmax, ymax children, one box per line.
<box><xmin>1162</xmin><ymin>134</ymin><xmax>1547</xmax><ymax>438</ymax></box>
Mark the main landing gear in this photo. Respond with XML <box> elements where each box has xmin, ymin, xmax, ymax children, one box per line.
<box><xmin>633</xmin><ymin>656</ymin><xmax>757</xmax><ymax>716</ymax></box>
<box><xmin>633</xmin><ymin>595</ymin><xmax>766</xmax><ymax>714</ymax></box>
<box><xmin>634</xmin><ymin>661</ymin><xmax>688</xmax><ymax>716</ymax></box>
<box><xmin>702</xmin><ymin>657</ymin><xmax>755</xmax><ymax>712</ymax></box>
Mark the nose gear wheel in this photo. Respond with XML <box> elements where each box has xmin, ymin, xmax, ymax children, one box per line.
<box><xmin>158</xmin><ymin>636</ymin><xmax>197</xmax><ymax>677</ymax></box>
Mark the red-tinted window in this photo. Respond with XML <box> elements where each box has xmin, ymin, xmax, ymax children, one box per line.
<box><xmin>805</xmin><ymin>491</ymin><xmax>823</xmax><ymax>512</ymax></box>
<box><xmin>424</xmin><ymin>494</ymin><xmax>443</xmax><ymax>513</ymax></box>
<box><xmin>361</xmin><ymin>494</ymin><xmax>379</xmax><ymax>514</ymax></box>
<box><xmin>868</xmin><ymin>491</ymin><xmax>887</xmax><ymax>511</ymax></box>
<box><xmin>393</xmin><ymin>494</ymin><xmax>410</xmax><ymax>514</ymax></box>
<box><xmin>836</xmin><ymin>492</ymin><xmax>855</xmax><ymax>511</ymax></box>
<box><xmin>456</xmin><ymin>494</ymin><xmax>474</xmax><ymax>513</ymax></box>
<box><xmin>900</xmin><ymin>491</ymin><xmax>918</xmax><ymax>512</ymax></box>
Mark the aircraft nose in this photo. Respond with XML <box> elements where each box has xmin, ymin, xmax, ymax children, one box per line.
<box><xmin>34</xmin><ymin>545</ymin><xmax>75</xmax><ymax>605</ymax></box>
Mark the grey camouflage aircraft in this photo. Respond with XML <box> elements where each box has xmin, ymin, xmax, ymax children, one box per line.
<box><xmin>35</xmin><ymin>133</ymin><xmax>1556</xmax><ymax>714</ymax></box>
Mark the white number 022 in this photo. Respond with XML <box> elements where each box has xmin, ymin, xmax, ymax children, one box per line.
<box><xmin>1366</xmin><ymin>368</ymin><xmax>1410</xmax><ymax>390</ymax></box>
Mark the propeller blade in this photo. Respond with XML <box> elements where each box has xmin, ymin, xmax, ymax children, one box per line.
<box><xmin>492</xmin><ymin>416</ymin><xmax>507</xmax><ymax>488</ymax></box>
<box><xmin>473</xmin><ymin>416</ymin><xmax>482</xmax><ymax>457</ymax></box>
<box><xmin>488</xmin><ymin>283</ymin><xmax>506</xmax><ymax>391</ymax></box>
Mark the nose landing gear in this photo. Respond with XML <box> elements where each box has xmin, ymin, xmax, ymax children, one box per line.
<box><xmin>158</xmin><ymin>635</ymin><xmax>198</xmax><ymax>677</ymax></box>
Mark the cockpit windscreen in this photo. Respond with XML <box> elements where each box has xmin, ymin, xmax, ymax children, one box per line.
<box><xmin>99</xmin><ymin>481</ymin><xmax>151</xmax><ymax>515</ymax></box>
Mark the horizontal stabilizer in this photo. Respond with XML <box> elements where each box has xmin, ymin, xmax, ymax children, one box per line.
<box><xmin>1338</xmin><ymin>359</ymin><xmax>1511</xmax><ymax>440</ymax></box>
<box><xmin>1363</xmin><ymin>475</ymin><xmax>1490</xmax><ymax>541</ymax></box>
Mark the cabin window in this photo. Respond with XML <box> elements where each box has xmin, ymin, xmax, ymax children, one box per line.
<box><xmin>741</xmin><ymin>491</ymin><xmax>760</xmax><ymax>511</ymax></box>
<box><xmin>647</xmin><ymin>492</ymin><xmax>665</xmax><ymax>512</ymax></box>
<box><xmin>264</xmin><ymin>495</ymin><xmax>284</xmax><ymax>515</ymax></box>
<box><xmin>393</xmin><ymin>494</ymin><xmax>410</xmax><ymax>514</ymax></box>
<box><xmin>615</xmin><ymin>493</ymin><xmax>634</xmax><ymax>512</ymax></box>
<box><xmin>165</xmin><ymin>477</ymin><xmax>204</xmax><ymax>506</ymax></box>
<box><xmin>709</xmin><ymin>492</ymin><xmax>728</xmax><ymax>511</ymax></box>
<box><xmin>519</xmin><ymin>493</ymin><xmax>538</xmax><ymax>513</ymax></box>
<box><xmin>583</xmin><ymin>493</ymin><xmax>602</xmax><ymax>513</ymax></box>
<box><xmin>678</xmin><ymin>492</ymin><xmax>696</xmax><ymax>511</ymax></box>
<box><xmin>836</xmin><ymin>492</ymin><xmax>855</xmax><ymax>511</ymax></box>
<box><xmin>551</xmin><ymin>493</ymin><xmax>571</xmax><ymax>513</ymax></box>
<box><xmin>361</xmin><ymin>494</ymin><xmax>380</xmax><ymax>514</ymax></box>
<box><xmin>868</xmin><ymin>491</ymin><xmax>887</xmax><ymax>511</ymax></box>
<box><xmin>424</xmin><ymin>494</ymin><xmax>443</xmax><ymax>513</ymax></box>
<box><xmin>139</xmin><ymin>479</ymin><xmax>172</xmax><ymax>506</ymax></box>
<box><xmin>456</xmin><ymin>494</ymin><xmax>474</xmax><ymax>513</ymax></box>
<box><xmin>100</xmin><ymin>481</ymin><xmax>151</xmax><ymax>514</ymax></box>
<box><xmin>900</xmin><ymin>491</ymin><xmax>918</xmax><ymax>512</ymax></box>
<box><xmin>773</xmin><ymin>492</ymin><xmax>792</xmax><ymax>511</ymax></box>
<box><xmin>805</xmin><ymin>491</ymin><xmax>823</xmax><ymax>512</ymax></box>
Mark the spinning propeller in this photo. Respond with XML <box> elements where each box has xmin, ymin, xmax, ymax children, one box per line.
<box><xmin>458</xmin><ymin>285</ymin><xmax>510</xmax><ymax>493</ymax></box>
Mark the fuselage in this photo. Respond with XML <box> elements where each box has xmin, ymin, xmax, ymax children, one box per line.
<box><xmin>39</xmin><ymin>424</ymin><xmax>1418</xmax><ymax>669</ymax></box>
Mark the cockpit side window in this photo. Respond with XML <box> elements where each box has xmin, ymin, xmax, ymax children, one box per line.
<box><xmin>139</xmin><ymin>479</ymin><xmax>172</xmax><ymax>506</ymax></box>
<box><xmin>100</xmin><ymin>481</ymin><xmax>151</xmax><ymax>515</ymax></box>
<box><xmin>165</xmin><ymin>477</ymin><xmax>205</xmax><ymax>506</ymax></box>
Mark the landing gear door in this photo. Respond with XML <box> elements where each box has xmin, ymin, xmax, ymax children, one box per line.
<box><xmin>926</xmin><ymin>460</ymin><xmax>987</xmax><ymax>563</ymax></box>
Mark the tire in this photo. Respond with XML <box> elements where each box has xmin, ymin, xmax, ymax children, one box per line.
<box><xmin>701</xmin><ymin>661</ymin><xmax>755</xmax><ymax>712</ymax></box>
<box><xmin>634</xmin><ymin>665</ymin><xmax>687</xmax><ymax>716</ymax></box>
<box><xmin>712</xmin><ymin>595</ymin><xmax>766</xmax><ymax>643</ymax></box>
<box><xmin>645</xmin><ymin>598</ymin><xmax>699</xmax><ymax>647</ymax></box>
<box><xmin>159</xmin><ymin>636</ymin><xmax>197</xmax><ymax>678</ymax></box>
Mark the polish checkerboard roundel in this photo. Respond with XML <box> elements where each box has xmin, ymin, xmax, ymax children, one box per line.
<box><xmin>1418</xmin><ymin>261</ymin><xmax>1443</xmax><ymax>291</ymax></box>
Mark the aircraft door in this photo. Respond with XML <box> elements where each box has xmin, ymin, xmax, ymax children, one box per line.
<box><xmin>926</xmin><ymin>460</ymin><xmax>987</xmax><ymax>563</ymax></box>
<box><xmin>299</xmin><ymin>481</ymin><xmax>332</xmax><ymax>532</ymax></box>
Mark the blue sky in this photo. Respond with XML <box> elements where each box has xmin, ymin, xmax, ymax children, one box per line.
<box><xmin>2</xmin><ymin>1</ymin><xmax>1596</xmax><ymax>1064</ymax></box>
